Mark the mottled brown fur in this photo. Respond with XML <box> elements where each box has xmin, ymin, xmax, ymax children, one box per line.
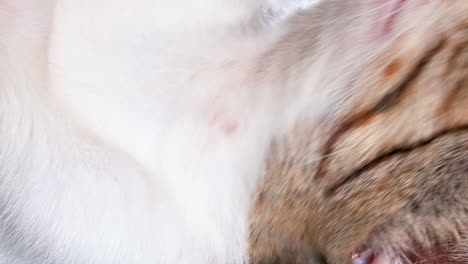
<box><xmin>249</xmin><ymin>1</ymin><xmax>468</xmax><ymax>263</ymax></box>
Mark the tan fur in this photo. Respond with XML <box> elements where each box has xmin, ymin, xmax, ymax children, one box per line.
<box><xmin>249</xmin><ymin>1</ymin><xmax>468</xmax><ymax>263</ymax></box>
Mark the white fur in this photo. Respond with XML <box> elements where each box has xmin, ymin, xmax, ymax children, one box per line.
<box><xmin>0</xmin><ymin>0</ymin><xmax>323</xmax><ymax>263</ymax></box>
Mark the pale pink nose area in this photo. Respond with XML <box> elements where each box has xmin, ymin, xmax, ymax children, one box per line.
<box><xmin>352</xmin><ymin>251</ymin><xmax>402</xmax><ymax>264</ymax></box>
<box><xmin>351</xmin><ymin>250</ymin><xmax>374</xmax><ymax>264</ymax></box>
<box><xmin>371</xmin><ymin>254</ymin><xmax>401</xmax><ymax>264</ymax></box>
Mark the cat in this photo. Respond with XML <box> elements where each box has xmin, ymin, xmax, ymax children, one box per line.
<box><xmin>249</xmin><ymin>1</ymin><xmax>468</xmax><ymax>263</ymax></box>
<box><xmin>0</xmin><ymin>1</ymin><xmax>324</xmax><ymax>263</ymax></box>
<box><xmin>0</xmin><ymin>0</ymin><xmax>466</xmax><ymax>263</ymax></box>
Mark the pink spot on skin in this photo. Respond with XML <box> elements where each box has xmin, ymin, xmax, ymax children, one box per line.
<box><xmin>352</xmin><ymin>250</ymin><xmax>375</xmax><ymax>264</ymax></box>
<box><xmin>374</xmin><ymin>0</ymin><xmax>408</xmax><ymax>39</ymax></box>
<box><xmin>221</xmin><ymin>122</ymin><xmax>238</xmax><ymax>136</ymax></box>
<box><xmin>209</xmin><ymin>111</ymin><xmax>238</xmax><ymax>136</ymax></box>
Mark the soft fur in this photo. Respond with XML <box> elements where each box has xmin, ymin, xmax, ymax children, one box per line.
<box><xmin>250</xmin><ymin>1</ymin><xmax>468</xmax><ymax>263</ymax></box>
<box><xmin>0</xmin><ymin>0</ymin><xmax>466</xmax><ymax>264</ymax></box>
<box><xmin>0</xmin><ymin>0</ymin><xmax>323</xmax><ymax>263</ymax></box>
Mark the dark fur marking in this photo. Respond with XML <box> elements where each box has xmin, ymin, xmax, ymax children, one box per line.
<box><xmin>325</xmin><ymin>124</ymin><xmax>468</xmax><ymax>196</ymax></box>
<box><xmin>315</xmin><ymin>37</ymin><xmax>447</xmax><ymax>179</ymax></box>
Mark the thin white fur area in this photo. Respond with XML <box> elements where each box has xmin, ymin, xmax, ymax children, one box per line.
<box><xmin>0</xmin><ymin>0</ymin><xmax>323</xmax><ymax>263</ymax></box>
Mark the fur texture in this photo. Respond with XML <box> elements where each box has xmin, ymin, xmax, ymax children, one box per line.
<box><xmin>249</xmin><ymin>1</ymin><xmax>468</xmax><ymax>263</ymax></box>
<box><xmin>0</xmin><ymin>0</ymin><xmax>466</xmax><ymax>264</ymax></box>
<box><xmin>0</xmin><ymin>0</ymin><xmax>324</xmax><ymax>263</ymax></box>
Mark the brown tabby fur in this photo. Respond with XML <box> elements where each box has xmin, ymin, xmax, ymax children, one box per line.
<box><xmin>249</xmin><ymin>1</ymin><xmax>468</xmax><ymax>263</ymax></box>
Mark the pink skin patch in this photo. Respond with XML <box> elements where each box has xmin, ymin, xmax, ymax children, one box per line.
<box><xmin>209</xmin><ymin>111</ymin><xmax>239</xmax><ymax>137</ymax></box>
<box><xmin>352</xmin><ymin>250</ymin><xmax>401</xmax><ymax>264</ymax></box>
<box><xmin>352</xmin><ymin>250</ymin><xmax>374</xmax><ymax>264</ymax></box>
<box><xmin>374</xmin><ymin>0</ymin><xmax>408</xmax><ymax>38</ymax></box>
